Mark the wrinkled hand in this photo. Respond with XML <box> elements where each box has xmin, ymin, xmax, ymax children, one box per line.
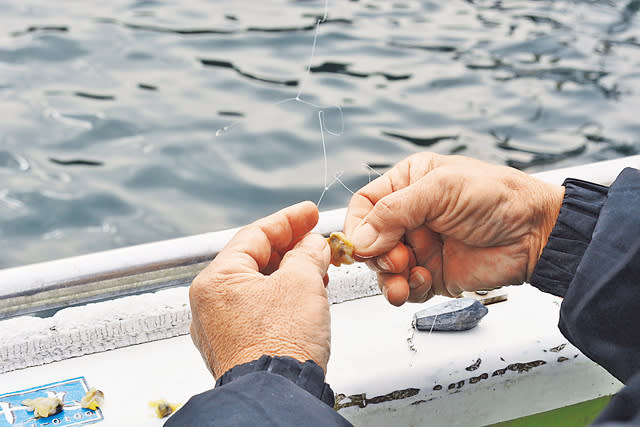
<box><xmin>345</xmin><ymin>153</ymin><xmax>565</xmax><ymax>306</ymax></box>
<box><xmin>189</xmin><ymin>201</ymin><xmax>331</xmax><ymax>378</ymax></box>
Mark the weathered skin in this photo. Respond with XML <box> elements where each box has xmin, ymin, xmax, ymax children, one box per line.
<box><xmin>344</xmin><ymin>152</ymin><xmax>565</xmax><ymax>306</ymax></box>
<box><xmin>189</xmin><ymin>202</ymin><xmax>331</xmax><ymax>378</ymax></box>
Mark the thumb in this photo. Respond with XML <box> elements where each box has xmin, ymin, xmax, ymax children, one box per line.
<box><xmin>350</xmin><ymin>177</ymin><xmax>439</xmax><ymax>257</ymax></box>
<box><xmin>277</xmin><ymin>233</ymin><xmax>331</xmax><ymax>282</ymax></box>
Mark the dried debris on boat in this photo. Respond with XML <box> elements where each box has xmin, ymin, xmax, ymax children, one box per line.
<box><xmin>22</xmin><ymin>396</ymin><xmax>64</xmax><ymax>418</ymax></box>
<box><xmin>149</xmin><ymin>399</ymin><xmax>182</xmax><ymax>418</ymax></box>
<box><xmin>80</xmin><ymin>387</ymin><xmax>104</xmax><ymax>410</ymax></box>
<box><xmin>327</xmin><ymin>232</ymin><xmax>355</xmax><ymax>267</ymax></box>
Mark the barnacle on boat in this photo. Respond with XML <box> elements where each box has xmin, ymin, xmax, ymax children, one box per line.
<box><xmin>327</xmin><ymin>232</ymin><xmax>355</xmax><ymax>267</ymax></box>
<box><xmin>149</xmin><ymin>399</ymin><xmax>182</xmax><ymax>418</ymax></box>
<box><xmin>80</xmin><ymin>387</ymin><xmax>104</xmax><ymax>410</ymax></box>
<box><xmin>22</xmin><ymin>396</ymin><xmax>63</xmax><ymax>418</ymax></box>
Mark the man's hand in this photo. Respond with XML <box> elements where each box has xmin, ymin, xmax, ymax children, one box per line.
<box><xmin>189</xmin><ymin>201</ymin><xmax>331</xmax><ymax>378</ymax></box>
<box><xmin>344</xmin><ymin>153</ymin><xmax>565</xmax><ymax>306</ymax></box>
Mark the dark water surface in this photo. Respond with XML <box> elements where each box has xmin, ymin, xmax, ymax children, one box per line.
<box><xmin>1</xmin><ymin>0</ymin><xmax>640</xmax><ymax>268</ymax></box>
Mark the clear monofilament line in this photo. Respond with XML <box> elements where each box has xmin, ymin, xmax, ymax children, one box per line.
<box><xmin>319</xmin><ymin>111</ymin><xmax>329</xmax><ymax>193</ymax></box>
<box><xmin>363</xmin><ymin>162</ymin><xmax>383</xmax><ymax>176</ymax></box>
<box><xmin>297</xmin><ymin>99</ymin><xmax>344</xmax><ymax>135</ymax></box>
<box><xmin>363</xmin><ymin>162</ymin><xmax>383</xmax><ymax>183</ymax></box>
<box><xmin>215</xmin><ymin>0</ymin><xmax>345</xmax><ymax>211</ymax></box>
<box><xmin>296</xmin><ymin>22</ymin><xmax>320</xmax><ymax>99</ymax></box>
<box><xmin>428</xmin><ymin>312</ymin><xmax>438</xmax><ymax>336</ymax></box>
<box><xmin>316</xmin><ymin>110</ymin><xmax>330</xmax><ymax>206</ymax></box>
<box><xmin>296</xmin><ymin>0</ymin><xmax>329</xmax><ymax>100</ymax></box>
<box><xmin>334</xmin><ymin>173</ymin><xmax>354</xmax><ymax>195</ymax></box>
<box><xmin>217</xmin><ymin>0</ymin><xmax>333</xmax><ymax>136</ymax></box>
<box><xmin>317</xmin><ymin>171</ymin><xmax>351</xmax><ymax>206</ymax></box>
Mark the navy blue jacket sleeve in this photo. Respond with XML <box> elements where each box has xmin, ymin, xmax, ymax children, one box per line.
<box><xmin>163</xmin><ymin>355</ymin><xmax>353</xmax><ymax>426</ymax></box>
<box><xmin>530</xmin><ymin>167</ymin><xmax>640</xmax><ymax>425</ymax></box>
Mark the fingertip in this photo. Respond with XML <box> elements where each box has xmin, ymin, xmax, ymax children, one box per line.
<box><xmin>381</xmin><ymin>274</ymin><xmax>410</xmax><ymax>307</ymax></box>
<box><xmin>293</xmin><ymin>200</ymin><xmax>319</xmax><ymax>232</ymax></box>
<box><xmin>252</xmin><ymin>201</ymin><xmax>320</xmax><ymax>257</ymax></box>
<box><xmin>298</xmin><ymin>200</ymin><xmax>319</xmax><ymax>216</ymax></box>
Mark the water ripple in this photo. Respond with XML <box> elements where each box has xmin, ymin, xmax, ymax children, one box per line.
<box><xmin>310</xmin><ymin>61</ymin><xmax>411</xmax><ymax>81</ymax></box>
<box><xmin>382</xmin><ymin>131</ymin><xmax>459</xmax><ymax>148</ymax></box>
<box><xmin>11</xmin><ymin>26</ymin><xmax>68</xmax><ymax>37</ymax></box>
<box><xmin>2</xmin><ymin>0</ymin><xmax>640</xmax><ymax>267</ymax></box>
<box><xmin>200</xmin><ymin>58</ymin><xmax>298</xmax><ymax>86</ymax></box>
<box><xmin>49</xmin><ymin>158</ymin><xmax>104</xmax><ymax>167</ymax></box>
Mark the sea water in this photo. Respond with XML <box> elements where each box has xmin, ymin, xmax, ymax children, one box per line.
<box><xmin>1</xmin><ymin>0</ymin><xmax>640</xmax><ymax>268</ymax></box>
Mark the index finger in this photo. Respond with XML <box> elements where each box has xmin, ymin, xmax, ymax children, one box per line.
<box><xmin>208</xmin><ymin>201</ymin><xmax>319</xmax><ymax>275</ymax></box>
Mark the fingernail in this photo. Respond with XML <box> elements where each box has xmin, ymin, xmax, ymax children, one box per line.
<box><xmin>409</xmin><ymin>272</ymin><xmax>425</xmax><ymax>289</ymax></box>
<box><xmin>449</xmin><ymin>285</ymin><xmax>463</xmax><ymax>297</ymax></box>
<box><xmin>377</xmin><ymin>256</ymin><xmax>392</xmax><ymax>271</ymax></box>
<box><xmin>351</xmin><ymin>223</ymin><xmax>378</xmax><ymax>250</ymax></box>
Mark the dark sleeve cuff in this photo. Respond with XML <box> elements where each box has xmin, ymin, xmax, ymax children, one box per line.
<box><xmin>216</xmin><ymin>355</ymin><xmax>335</xmax><ymax>408</ymax></box>
<box><xmin>529</xmin><ymin>177</ymin><xmax>608</xmax><ymax>297</ymax></box>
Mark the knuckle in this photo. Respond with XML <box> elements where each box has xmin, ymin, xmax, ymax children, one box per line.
<box><xmin>189</xmin><ymin>271</ymin><xmax>225</xmax><ymax>303</ymax></box>
<box><xmin>409</xmin><ymin>151</ymin><xmax>435</xmax><ymax>165</ymax></box>
<box><xmin>239</xmin><ymin>223</ymin><xmax>261</xmax><ymax>239</ymax></box>
<box><xmin>189</xmin><ymin>274</ymin><xmax>206</xmax><ymax>301</ymax></box>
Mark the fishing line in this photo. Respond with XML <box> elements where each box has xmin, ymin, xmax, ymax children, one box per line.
<box><xmin>333</xmin><ymin>173</ymin><xmax>354</xmax><ymax>195</ymax></box>
<box><xmin>362</xmin><ymin>162</ymin><xmax>383</xmax><ymax>183</ymax></box>
<box><xmin>427</xmin><ymin>312</ymin><xmax>438</xmax><ymax>336</ymax></box>
<box><xmin>296</xmin><ymin>0</ymin><xmax>328</xmax><ymax>100</ymax></box>
<box><xmin>214</xmin><ymin>0</ymin><xmax>352</xmax><ymax>207</ymax></box>
<box><xmin>317</xmin><ymin>111</ymin><xmax>329</xmax><ymax>206</ymax></box>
